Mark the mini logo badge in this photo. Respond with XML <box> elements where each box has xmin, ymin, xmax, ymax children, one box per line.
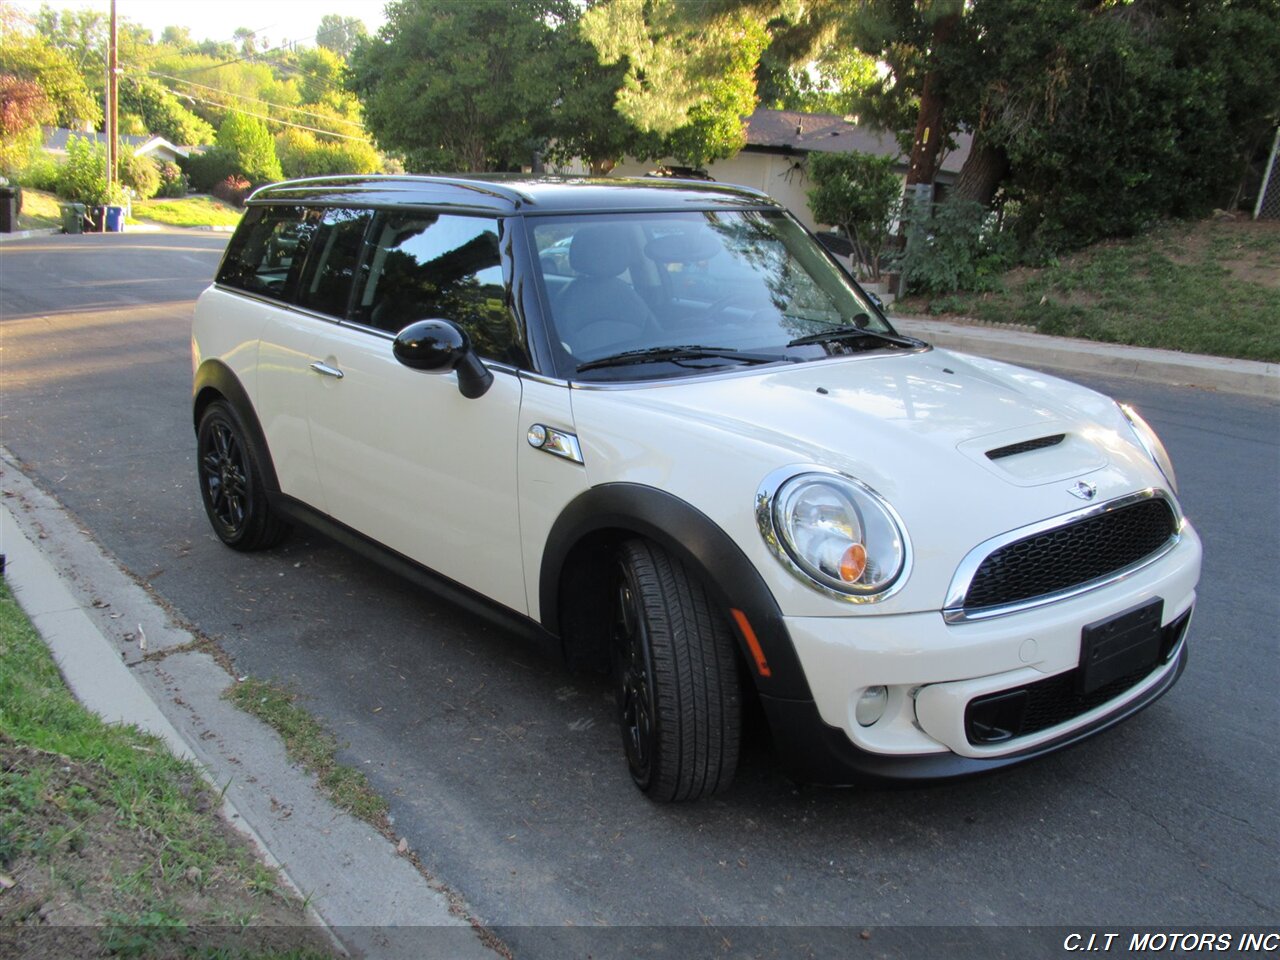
<box><xmin>1068</xmin><ymin>481</ymin><xmax>1097</xmax><ymax>500</ymax></box>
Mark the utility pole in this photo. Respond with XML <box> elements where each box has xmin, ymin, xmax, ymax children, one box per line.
<box><xmin>104</xmin><ymin>0</ymin><xmax>118</xmax><ymax>230</ymax></box>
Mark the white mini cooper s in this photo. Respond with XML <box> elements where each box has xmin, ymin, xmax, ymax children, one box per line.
<box><xmin>192</xmin><ymin>176</ymin><xmax>1201</xmax><ymax>802</ymax></box>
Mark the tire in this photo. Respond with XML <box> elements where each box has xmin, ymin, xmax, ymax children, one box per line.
<box><xmin>612</xmin><ymin>539</ymin><xmax>741</xmax><ymax>801</ymax></box>
<box><xmin>196</xmin><ymin>400</ymin><xmax>287</xmax><ymax>551</ymax></box>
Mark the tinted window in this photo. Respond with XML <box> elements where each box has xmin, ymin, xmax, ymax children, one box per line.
<box><xmin>295</xmin><ymin>208</ymin><xmax>373</xmax><ymax>317</ymax></box>
<box><xmin>217</xmin><ymin>205</ymin><xmax>311</xmax><ymax>300</ymax></box>
<box><xmin>355</xmin><ymin>214</ymin><xmax>519</xmax><ymax>362</ymax></box>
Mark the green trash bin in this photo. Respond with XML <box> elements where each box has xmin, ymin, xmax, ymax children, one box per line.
<box><xmin>61</xmin><ymin>203</ymin><xmax>86</xmax><ymax>235</ymax></box>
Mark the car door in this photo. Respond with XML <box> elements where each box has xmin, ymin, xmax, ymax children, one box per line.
<box><xmin>218</xmin><ymin>204</ymin><xmax>330</xmax><ymax>510</ymax></box>
<box><xmin>304</xmin><ymin>212</ymin><xmax>528</xmax><ymax>614</ymax></box>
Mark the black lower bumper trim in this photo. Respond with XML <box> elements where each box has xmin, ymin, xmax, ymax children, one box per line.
<box><xmin>759</xmin><ymin>640</ymin><xmax>1187</xmax><ymax>785</ymax></box>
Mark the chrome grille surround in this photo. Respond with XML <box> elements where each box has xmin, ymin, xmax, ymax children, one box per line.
<box><xmin>943</xmin><ymin>489</ymin><xmax>1183</xmax><ymax>624</ymax></box>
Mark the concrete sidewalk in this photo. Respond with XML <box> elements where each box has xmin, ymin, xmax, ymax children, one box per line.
<box><xmin>0</xmin><ymin>451</ymin><xmax>499</xmax><ymax>960</ymax></box>
<box><xmin>892</xmin><ymin>315</ymin><xmax>1279</xmax><ymax>401</ymax></box>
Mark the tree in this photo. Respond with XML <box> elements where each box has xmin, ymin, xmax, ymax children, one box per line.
<box><xmin>541</xmin><ymin>20</ymin><xmax>644</xmax><ymax>175</ymax></box>
<box><xmin>316</xmin><ymin>14</ymin><xmax>368</xmax><ymax>58</ymax></box>
<box><xmin>348</xmin><ymin>0</ymin><xmax>567</xmax><ymax>172</ymax></box>
<box><xmin>216</xmin><ymin>111</ymin><xmax>283</xmax><ymax>182</ymax></box>
<box><xmin>0</xmin><ymin>74</ymin><xmax>53</xmax><ymax>175</ymax></box>
<box><xmin>806</xmin><ymin>151</ymin><xmax>901</xmax><ymax>281</ymax></box>
<box><xmin>580</xmin><ymin>0</ymin><xmax>769</xmax><ymax>166</ymax></box>
<box><xmin>0</xmin><ymin>33</ymin><xmax>101</xmax><ymax>128</ymax></box>
<box><xmin>160</xmin><ymin>25</ymin><xmax>194</xmax><ymax>50</ymax></box>
<box><xmin>120</xmin><ymin>76</ymin><xmax>217</xmax><ymax>145</ymax></box>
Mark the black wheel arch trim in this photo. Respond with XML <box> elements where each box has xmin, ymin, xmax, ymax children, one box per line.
<box><xmin>540</xmin><ymin>482</ymin><xmax>814</xmax><ymax>700</ymax></box>
<box><xmin>192</xmin><ymin>359</ymin><xmax>280</xmax><ymax>494</ymax></box>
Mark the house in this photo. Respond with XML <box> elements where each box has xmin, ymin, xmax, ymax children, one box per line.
<box><xmin>42</xmin><ymin>127</ymin><xmax>190</xmax><ymax>165</ymax></box>
<box><xmin>559</xmin><ymin>108</ymin><xmax>973</xmax><ymax>234</ymax></box>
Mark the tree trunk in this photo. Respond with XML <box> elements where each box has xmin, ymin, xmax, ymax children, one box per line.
<box><xmin>952</xmin><ymin>135</ymin><xmax>1009</xmax><ymax>207</ymax></box>
<box><xmin>905</xmin><ymin>9</ymin><xmax>961</xmax><ymax>188</ymax></box>
<box><xmin>590</xmin><ymin>157</ymin><xmax>616</xmax><ymax>177</ymax></box>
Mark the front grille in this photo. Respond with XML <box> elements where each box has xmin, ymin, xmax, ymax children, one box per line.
<box><xmin>965</xmin><ymin>609</ymin><xmax>1190</xmax><ymax>745</ymax></box>
<box><xmin>962</xmin><ymin>498</ymin><xmax>1177</xmax><ymax>611</ymax></box>
<box><xmin>986</xmin><ymin>434</ymin><xmax>1065</xmax><ymax>460</ymax></box>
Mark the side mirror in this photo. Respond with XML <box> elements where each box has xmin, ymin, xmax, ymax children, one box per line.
<box><xmin>393</xmin><ymin>319</ymin><xmax>494</xmax><ymax>399</ymax></box>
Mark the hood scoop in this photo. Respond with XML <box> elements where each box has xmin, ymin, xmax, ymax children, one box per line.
<box><xmin>960</xmin><ymin>424</ymin><xmax>1107</xmax><ymax>487</ymax></box>
<box><xmin>986</xmin><ymin>434</ymin><xmax>1066</xmax><ymax>461</ymax></box>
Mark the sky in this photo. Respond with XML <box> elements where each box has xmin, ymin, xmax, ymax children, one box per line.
<box><xmin>5</xmin><ymin>0</ymin><xmax>388</xmax><ymax>48</ymax></box>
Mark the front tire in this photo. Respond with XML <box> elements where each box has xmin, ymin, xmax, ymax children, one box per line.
<box><xmin>197</xmin><ymin>400</ymin><xmax>286</xmax><ymax>551</ymax></box>
<box><xmin>612</xmin><ymin>539</ymin><xmax>741</xmax><ymax>801</ymax></box>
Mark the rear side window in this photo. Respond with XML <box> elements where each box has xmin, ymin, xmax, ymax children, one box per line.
<box><xmin>217</xmin><ymin>205</ymin><xmax>311</xmax><ymax>299</ymax></box>
<box><xmin>295</xmin><ymin>207</ymin><xmax>373</xmax><ymax>317</ymax></box>
<box><xmin>355</xmin><ymin>214</ymin><xmax>520</xmax><ymax>363</ymax></box>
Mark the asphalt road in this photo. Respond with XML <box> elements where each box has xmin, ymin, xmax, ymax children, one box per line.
<box><xmin>2</xmin><ymin>231</ymin><xmax>1276</xmax><ymax>954</ymax></box>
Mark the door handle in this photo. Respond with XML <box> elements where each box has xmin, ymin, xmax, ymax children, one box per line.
<box><xmin>309</xmin><ymin>361</ymin><xmax>344</xmax><ymax>380</ymax></box>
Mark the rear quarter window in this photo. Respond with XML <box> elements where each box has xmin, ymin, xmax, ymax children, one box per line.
<box><xmin>217</xmin><ymin>205</ymin><xmax>312</xmax><ymax>300</ymax></box>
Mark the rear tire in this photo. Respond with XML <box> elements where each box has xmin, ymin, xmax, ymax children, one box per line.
<box><xmin>197</xmin><ymin>400</ymin><xmax>286</xmax><ymax>551</ymax></box>
<box><xmin>612</xmin><ymin>539</ymin><xmax>741</xmax><ymax>801</ymax></box>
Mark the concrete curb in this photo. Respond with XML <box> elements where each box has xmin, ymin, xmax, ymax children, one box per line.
<box><xmin>0</xmin><ymin>452</ymin><xmax>498</xmax><ymax>960</ymax></box>
<box><xmin>892</xmin><ymin>316</ymin><xmax>1279</xmax><ymax>401</ymax></box>
<box><xmin>0</xmin><ymin>227</ymin><xmax>59</xmax><ymax>242</ymax></box>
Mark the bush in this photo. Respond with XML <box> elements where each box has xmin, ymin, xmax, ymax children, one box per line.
<box><xmin>182</xmin><ymin>148</ymin><xmax>239</xmax><ymax>192</ymax></box>
<box><xmin>19</xmin><ymin>150</ymin><xmax>60</xmax><ymax>192</ymax></box>
<box><xmin>891</xmin><ymin>197</ymin><xmax>1016</xmax><ymax>296</ymax></box>
<box><xmin>216</xmin><ymin>112</ymin><xmax>282</xmax><ymax>184</ymax></box>
<box><xmin>806</xmin><ymin>151</ymin><xmax>901</xmax><ymax>281</ymax></box>
<box><xmin>55</xmin><ymin>136</ymin><xmax>126</xmax><ymax>205</ymax></box>
<box><xmin>211</xmin><ymin>175</ymin><xmax>253</xmax><ymax>208</ymax></box>
<box><xmin>119</xmin><ymin>149</ymin><xmax>161</xmax><ymax>200</ymax></box>
<box><xmin>277</xmin><ymin>128</ymin><xmax>382</xmax><ymax>179</ymax></box>
<box><xmin>156</xmin><ymin>161</ymin><xmax>188</xmax><ymax>198</ymax></box>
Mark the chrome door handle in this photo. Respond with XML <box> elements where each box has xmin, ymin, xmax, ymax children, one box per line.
<box><xmin>310</xmin><ymin>361</ymin><xmax>344</xmax><ymax>379</ymax></box>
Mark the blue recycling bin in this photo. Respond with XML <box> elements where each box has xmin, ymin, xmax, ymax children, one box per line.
<box><xmin>103</xmin><ymin>204</ymin><xmax>125</xmax><ymax>232</ymax></box>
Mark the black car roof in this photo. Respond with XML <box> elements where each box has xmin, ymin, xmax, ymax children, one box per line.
<box><xmin>247</xmin><ymin>174</ymin><xmax>779</xmax><ymax>215</ymax></box>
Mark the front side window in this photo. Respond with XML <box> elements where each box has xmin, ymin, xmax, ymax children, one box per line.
<box><xmin>217</xmin><ymin>205</ymin><xmax>311</xmax><ymax>300</ymax></box>
<box><xmin>529</xmin><ymin>210</ymin><xmax>904</xmax><ymax>380</ymax></box>
<box><xmin>355</xmin><ymin>214</ymin><xmax>520</xmax><ymax>364</ymax></box>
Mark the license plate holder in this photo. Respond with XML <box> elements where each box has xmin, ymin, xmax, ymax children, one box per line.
<box><xmin>1078</xmin><ymin>598</ymin><xmax>1163</xmax><ymax>695</ymax></box>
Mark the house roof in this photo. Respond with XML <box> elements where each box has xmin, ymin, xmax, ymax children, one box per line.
<box><xmin>42</xmin><ymin>127</ymin><xmax>190</xmax><ymax>158</ymax></box>
<box><xmin>744</xmin><ymin>109</ymin><xmax>972</xmax><ymax>175</ymax></box>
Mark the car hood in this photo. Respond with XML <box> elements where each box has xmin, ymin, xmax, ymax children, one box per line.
<box><xmin>569</xmin><ymin>348</ymin><xmax>1169</xmax><ymax>614</ymax></box>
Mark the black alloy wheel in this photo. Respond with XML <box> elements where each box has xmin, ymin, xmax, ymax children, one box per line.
<box><xmin>197</xmin><ymin>401</ymin><xmax>286</xmax><ymax>551</ymax></box>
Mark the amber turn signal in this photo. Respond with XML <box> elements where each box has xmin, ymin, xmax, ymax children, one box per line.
<box><xmin>839</xmin><ymin>543</ymin><xmax>867</xmax><ymax>582</ymax></box>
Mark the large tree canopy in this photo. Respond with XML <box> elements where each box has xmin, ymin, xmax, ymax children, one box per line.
<box><xmin>348</xmin><ymin>0</ymin><xmax>567</xmax><ymax>172</ymax></box>
<box><xmin>0</xmin><ymin>33</ymin><xmax>101</xmax><ymax>129</ymax></box>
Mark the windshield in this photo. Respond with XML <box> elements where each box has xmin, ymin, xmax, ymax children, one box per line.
<box><xmin>528</xmin><ymin>209</ymin><xmax>910</xmax><ymax>380</ymax></box>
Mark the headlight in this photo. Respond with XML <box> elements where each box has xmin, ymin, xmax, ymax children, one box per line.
<box><xmin>1119</xmin><ymin>404</ymin><xmax>1178</xmax><ymax>493</ymax></box>
<box><xmin>757</xmin><ymin>469</ymin><xmax>909</xmax><ymax>601</ymax></box>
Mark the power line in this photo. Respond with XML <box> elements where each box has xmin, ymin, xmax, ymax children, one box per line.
<box><xmin>173</xmin><ymin>92</ymin><xmax>372</xmax><ymax>143</ymax></box>
<box><xmin>148</xmin><ymin>72</ymin><xmax>364</xmax><ymax>131</ymax></box>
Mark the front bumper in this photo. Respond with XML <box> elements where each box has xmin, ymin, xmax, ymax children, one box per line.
<box><xmin>760</xmin><ymin>640</ymin><xmax>1186</xmax><ymax>784</ymax></box>
<box><xmin>762</xmin><ymin>524</ymin><xmax>1200</xmax><ymax>782</ymax></box>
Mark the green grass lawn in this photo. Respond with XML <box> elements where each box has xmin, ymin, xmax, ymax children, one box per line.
<box><xmin>896</xmin><ymin>217</ymin><xmax>1280</xmax><ymax>362</ymax></box>
<box><xmin>0</xmin><ymin>583</ymin><xmax>335</xmax><ymax>958</ymax></box>
<box><xmin>132</xmin><ymin>194</ymin><xmax>244</xmax><ymax>228</ymax></box>
<box><xmin>15</xmin><ymin>187</ymin><xmax>62</xmax><ymax>230</ymax></box>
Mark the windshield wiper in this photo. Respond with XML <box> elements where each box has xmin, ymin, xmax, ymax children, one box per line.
<box><xmin>786</xmin><ymin>325</ymin><xmax>922</xmax><ymax>350</ymax></box>
<box><xmin>577</xmin><ymin>345</ymin><xmax>789</xmax><ymax>373</ymax></box>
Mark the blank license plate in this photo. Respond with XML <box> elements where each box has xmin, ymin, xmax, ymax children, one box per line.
<box><xmin>1078</xmin><ymin>598</ymin><xmax>1163</xmax><ymax>695</ymax></box>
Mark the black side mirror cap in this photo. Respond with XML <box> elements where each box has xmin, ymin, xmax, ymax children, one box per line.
<box><xmin>392</xmin><ymin>319</ymin><xmax>494</xmax><ymax>399</ymax></box>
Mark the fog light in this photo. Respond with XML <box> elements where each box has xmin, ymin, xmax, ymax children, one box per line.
<box><xmin>856</xmin><ymin>685</ymin><xmax>888</xmax><ymax>727</ymax></box>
